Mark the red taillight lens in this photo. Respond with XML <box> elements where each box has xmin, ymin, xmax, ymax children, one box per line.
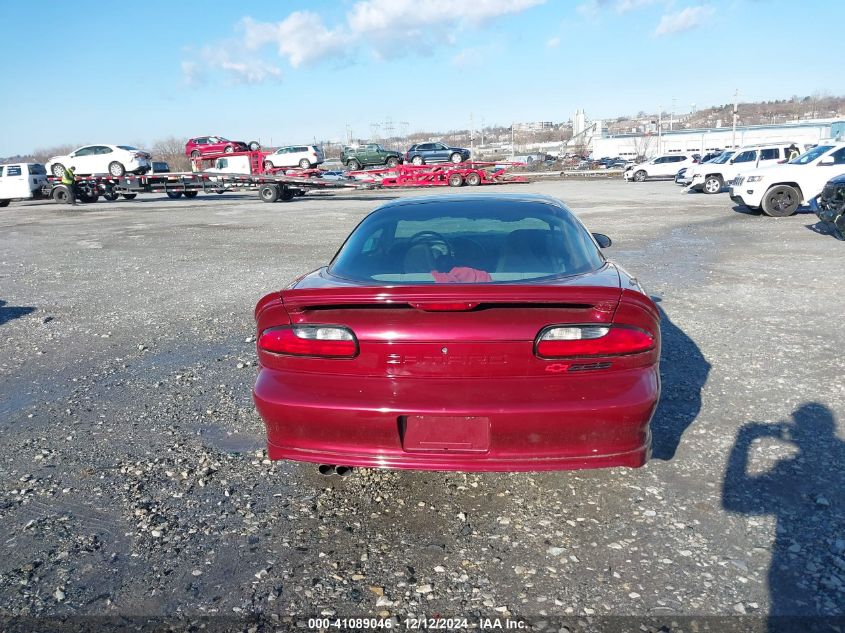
<box><xmin>536</xmin><ymin>325</ymin><xmax>654</xmax><ymax>358</ymax></box>
<box><xmin>258</xmin><ymin>326</ymin><xmax>358</xmax><ymax>358</ymax></box>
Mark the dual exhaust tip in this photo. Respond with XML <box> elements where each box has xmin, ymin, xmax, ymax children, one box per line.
<box><xmin>317</xmin><ymin>464</ymin><xmax>354</xmax><ymax>477</ymax></box>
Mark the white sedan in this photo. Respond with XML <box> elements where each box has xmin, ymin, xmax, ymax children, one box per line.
<box><xmin>46</xmin><ymin>145</ymin><xmax>152</xmax><ymax>178</ymax></box>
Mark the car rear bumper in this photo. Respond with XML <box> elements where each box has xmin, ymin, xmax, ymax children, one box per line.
<box><xmin>253</xmin><ymin>367</ymin><xmax>659</xmax><ymax>472</ymax></box>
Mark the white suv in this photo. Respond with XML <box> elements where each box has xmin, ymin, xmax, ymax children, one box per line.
<box><xmin>729</xmin><ymin>142</ymin><xmax>845</xmax><ymax>216</ymax></box>
<box><xmin>687</xmin><ymin>143</ymin><xmax>797</xmax><ymax>194</ymax></box>
<box><xmin>46</xmin><ymin>145</ymin><xmax>152</xmax><ymax>177</ymax></box>
<box><xmin>623</xmin><ymin>154</ymin><xmax>697</xmax><ymax>182</ymax></box>
<box><xmin>263</xmin><ymin>145</ymin><xmax>325</xmax><ymax>170</ymax></box>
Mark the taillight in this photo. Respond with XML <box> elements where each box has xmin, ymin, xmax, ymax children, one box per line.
<box><xmin>258</xmin><ymin>325</ymin><xmax>358</xmax><ymax>358</ymax></box>
<box><xmin>535</xmin><ymin>325</ymin><xmax>654</xmax><ymax>358</ymax></box>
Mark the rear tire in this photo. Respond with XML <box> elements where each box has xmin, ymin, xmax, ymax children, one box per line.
<box><xmin>762</xmin><ymin>185</ymin><xmax>801</xmax><ymax>217</ymax></box>
<box><xmin>121</xmin><ymin>193</ymin><xmax>137</xmax><ymax>200</ymax></box>
<box><xmin>280</xmin><ymin>186</ymin><xmax>295</xmax><ymax>202</ymax></box>
<box><xmin>166</xmin><ymin>191</ymin><xmax>183</xmax><ymax>199</ymax></box>
<box><xmin>248</xmin><ymin>141</ymin><xmax>260</xmax><ymax>151</ymax></box>
<box><xmin>183</xmin><ymin>191</ymin><xmax>198</xmax><ymax>198</ymax></box>
<box><xmin>0</xmin><ymin>199</ymin><xmax>10</xmax><ymax>207</ymax></box>
<box><xmin>346</xmin><ymin>159</ymin><xmax>361</xmax><ymax>170</ymax></box>
<box><xmin>259</xmin><ymin>184</ymin><xmax>280</xmax><ymax>203</ymax></box>
<box><xmin>103</xmin><ymin>191</ymin><xmax>119</xmax><ymax>201</ymax></box>
<box><xmin>108</xmin><ymin>161</ymin><xmax>126</xmax><ymax>177</ymax></box>
<box><xmin>450</xmin><ymin>152</ymin><xmax>463</xmax><ymax>164</ymax></box>
<box><xmin>52</xmin><ymin>163</ymin><xmax>66</xmax><ymax>178</ymax></box>
<box><xmin>52</xmin><ymin>186</ymin><xmax>72</xmax><ymax>204</ymax></box>
<box><xmin>703</xmin><ymin>175</ymin><xmax>723</xmax><ymax>194</ymax></box>
<box><xmin>448</xmin><ymin>173</ymin><xmax>464</xmax><ymax>187</ymax></box>
<box><xmin>78</xmin><ymin>192</ymin><xmax>99</xmax><ymax>203</ymax></box>
<box><xmin>386</xmin><ymin>157</ymin><xmax>399</xmax><ymax>168</ymax></box>
<box><xmin>190</xmin><ymin>150</ymin><xmax>200</xmax><ymax>159</ymax></box>
<box><xmin>224</xmin><ymin>146</ymin><xmax>234</xmax><ymax>153</ymax></box>
<box><xmin>465</xmin><ymin>172</ymin><xmax>481</xmax><ymax>186</ymax></box>
<box><xmin>411</xmin><ymin>156</ymin><xmax>424</xmax><ymax>166</ymax></box>
<box><xmin>633</xmin><ymin>170</ymin><xmax>647</xmax><ymax>182</ymax></box>
<box><xmin>263</xmin><ymin>161</ymin><xmax>275</xmax><ymax>171</ymax></box>
<box><xmin>298</xmin><ymin>158</ymin><xmax>312</xmax><ymax>169</ymax></box>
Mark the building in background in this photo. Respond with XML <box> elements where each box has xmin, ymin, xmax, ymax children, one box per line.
<box><xmin>592</xmin><ymin>119</ymin><xmax>845</xmax><ymax>159</ymax></box>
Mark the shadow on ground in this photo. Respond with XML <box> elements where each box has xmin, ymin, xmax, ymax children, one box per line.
<box><xmin>723</xmin><ymin>403</ymin><xmax>845</xmax><ymax>632</ymax></box>
<box><xmin>0</xmin><ymin>299</ymin><xmax>35</xmax><ymax>326</ymax></box>
<box><xmin>650</xmin><ymin>303</ymin><xmax>711</xmax><ymax>460</ymax></box>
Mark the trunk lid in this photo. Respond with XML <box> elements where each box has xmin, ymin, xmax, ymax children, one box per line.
<box><xmin>271</xmin><ymin>269</ymin><xmax>622</xmax><ymax>378</ymax></box>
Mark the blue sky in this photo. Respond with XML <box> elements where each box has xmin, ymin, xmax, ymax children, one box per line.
<box><xmin>2</xmin><ymin>0</ymin><xmax>843</xmax><ymax>156</ymax></box>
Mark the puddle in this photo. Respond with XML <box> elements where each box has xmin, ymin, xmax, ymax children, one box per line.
<box><xmin>199</xmin><ymin>424</ymin><xmax>263</xmax><ymax>454</ymax></box>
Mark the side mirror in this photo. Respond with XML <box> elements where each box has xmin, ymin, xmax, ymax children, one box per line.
<box><xmin>818</xmin><ymin>157</ymin><xmax>835</xmax><ymax>166</ymax></box>
<box><xmin>593</xmin><ymin>233</ymin><xmax>612</xmax><ymax>248</ymax></box>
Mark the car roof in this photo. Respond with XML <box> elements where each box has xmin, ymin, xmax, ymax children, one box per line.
<box><xmin>373</xmin><ymin>193</ymin><xmax>570</xmax><ymax>211</ymax></box>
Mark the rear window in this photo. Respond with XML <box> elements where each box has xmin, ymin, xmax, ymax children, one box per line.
<box><xmin>28</xmin><ymin>164</ymin><xmax>47</xmax><ymax>175</ymax></box>
<box><xmin>330</xmin><ymin>198</ymin><xmax>604</xmax><ymax>284</ymax></box>
<box><xmin>117</xmin><ymin>145</ymin><xmax>137</xmax><ymax>151</ymax></box>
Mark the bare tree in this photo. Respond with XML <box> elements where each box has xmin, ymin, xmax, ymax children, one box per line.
<box><xmin>30</xmin><ymin>144</ymin><xmax>79</xmax><ymax>164</ymax></box>
<box><xmin>151</xmin><ymin>136</ymin><xmax>191</xmax><ymax>171</ymax></box>
<box><xmin>631</xmin><ymin>134</ymin><xmax>655</xmax><ymax>161</ymax></box>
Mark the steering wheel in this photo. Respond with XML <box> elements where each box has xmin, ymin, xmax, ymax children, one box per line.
<box><xmin>408</xmin><ymin>230</ymin><xmax>453</xmax><ymax>259</ymax></box>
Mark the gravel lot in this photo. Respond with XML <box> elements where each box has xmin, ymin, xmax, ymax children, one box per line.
<box><xmin>1</xmin><ymin>180</ymin><xmax>843</xmax><ymax>632</ymax></box>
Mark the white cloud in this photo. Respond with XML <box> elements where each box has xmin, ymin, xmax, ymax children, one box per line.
<box><xmin>239</xmin><ymin>14</ymin><xmax>349</xmax><ymax>68</ymax></box>
<box><xmin>190</xmin><ymin>46</ymin><xmax>283</xmax><ymax>85</ymax></box>
<box><xmin>546</xmin><ymin>37</ymin><xmax>560</xmax><ymax>48</ymax></box>
<box><xmin>578</xmin><ymin>0</ymin><xmax>664</xmax><ymax>19</ymax></box>
<box><xmin>654</xmin><ymin>5</ymin><xmax>714</xmax><ymax>36</ymax></box>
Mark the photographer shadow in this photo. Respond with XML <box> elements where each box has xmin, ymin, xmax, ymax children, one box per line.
<box><xmin>0</xmin><ymin>299</ymin><xmax>35</xmax><ymax>327</ymax></box>
<box><xmin>722</xmin><ymin>403</ymin><xmax>845</xmax><ymax>630</ymax></box>
<box><xmin>650</xmin><ymin>302</ymin><xmax>711</xmax><ymax>460</ymax></box>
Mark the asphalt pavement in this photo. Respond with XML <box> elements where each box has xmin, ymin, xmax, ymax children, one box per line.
<box><xmin>1</xmin><ymin>179</ymin><xmax>843</xmax><ymax>632</ymax></box>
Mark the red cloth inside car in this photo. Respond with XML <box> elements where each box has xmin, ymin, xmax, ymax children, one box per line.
<box><xmin>431</xmin><ymin>267</ymin><xmax>493</xmax><ymax>283</ymax></box>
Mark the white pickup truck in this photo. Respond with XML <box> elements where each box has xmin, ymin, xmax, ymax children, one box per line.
<box><xmin>0</xmin><ymin>163</ymin><xmax>48</xmax><ymax>207</ymax></box>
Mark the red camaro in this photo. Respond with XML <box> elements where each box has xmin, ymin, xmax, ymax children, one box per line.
<box><xmin>253</xmin><ymin>194</ymin><xmax>661</xmax><ymax>472</ymax></box>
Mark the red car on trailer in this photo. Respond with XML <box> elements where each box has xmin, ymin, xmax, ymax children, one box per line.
<box><xmin>253</xmin><ymin>194</ymin><xmax>660</xmax><ymax>472</ymax></box>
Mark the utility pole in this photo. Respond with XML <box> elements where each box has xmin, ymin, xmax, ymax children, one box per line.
<box><xmin>511</xmin><ymin>121</ymin><xmax>515</xmax><ymax>159</ymax></box>
<box><xmin>470</xmin><ymin>112</ymin><xmax>474</xmax><ymax>157</ymax></box>
<box><xmin>670</xmin><ymin>97</ymin><xmax>676</xmax><ymax>131</ymax></box>
<box><xmin>732</xmin><ymin>89</ymin><xmax>739</xmax><ymax>148</ymax></box>
<box><xmin>657</xmin><ymin>105</ymin><xmax>662</xmax><ymax>156</ymax></box>
<box><xmin>480</xmin><ymin>116</ymin><xmax>485</xmax><ymax>147</ymax></box>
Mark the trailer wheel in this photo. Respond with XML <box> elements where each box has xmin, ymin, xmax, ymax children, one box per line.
<box><xmin>103</xmin><ymin>191</ymin><xmax>119</xmax><ymax>201</ymax></box>
<box><xmin>346</xmin><ymin>159</ymin><xmax>361</xmax><ymax>170</ymax></box>
<box><xmin>465</xmin><ymin>172</ymin><xmax>482</xmax><ymax>186</ymax></box>
<box><xmin>248</xmin><ymin>141</ymin><xmax>260</xmax><ymax>151</ymax></box>
<box><xmin>52</xmin><ymin>186</ymin><xmax>72</xmax><ymax>204</ymax></box>
<box><xmin>298</xmin><ymin>158</ymin><xmax>312</xmax><ymax>169</ymax></box>
<box><xmin>121</xmin><ymin>193</ymin><xmax>137</xmax><ymax>200</ymax></box>
<box><xmin>259</xmin><ymin>184</ymin><xmax>280</xmax><ymax>203</ymax></box>
<box><xmin>78</xmin><ymin>192</ymin><xmax>99</xmax><ymax>203</ymax></box>
<box><xmin>294</xmin><ymin>189</ymin><xmax>305</xmax><ymax>197</ymax></box>
<box><xmin>448</xmin><ymin>173</ymin><xmax>464</xmax><ymax>187</ymax></box>
<box><xmin>183</xmin><ymin>191</ymin><xmax>198</xmax><ymax>199</ymax></box>
<box><xmin>166</xmin><ymin>191</ymin><xmax>183</xmax><ymax>199</ymax></box>
<box><xmin>51</xmin><ymin>163</ymin><xmax>67</xmax><ymax>178</ymax></box>
<box><xmin>280</xmin><ymin>186</ymin><xmax>295</xmax><ymax>202</ymax></box>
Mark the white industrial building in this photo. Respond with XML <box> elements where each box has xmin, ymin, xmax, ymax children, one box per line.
<box><xmin>592</xmin><ymin>119</ymin><xmax>845</xmax><ymax>159</ymax></box>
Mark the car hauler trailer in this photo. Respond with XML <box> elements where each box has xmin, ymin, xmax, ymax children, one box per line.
<box><xmin>42</xmin><ymin>169</ymin><xmax>358</xmax><ymax>205</ymax></box>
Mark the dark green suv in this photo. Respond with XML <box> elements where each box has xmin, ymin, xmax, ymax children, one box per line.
<box><xmin>341</xmin><ymin>144</ymin><xmax>402</xmax><ymax>170</ymax></box>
